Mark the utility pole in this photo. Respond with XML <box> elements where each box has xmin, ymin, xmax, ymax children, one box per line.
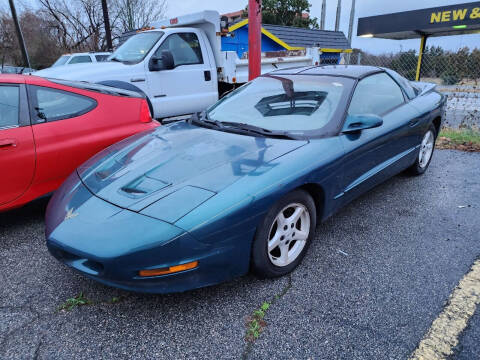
<box><xmin>320</xmin><ymin>0</ymin><xmax>326</xmax><ymax>30</ymax></box>
<box><xmin>335</xmin><ymin>0</ymin><xmax>342</xmax><ymax>32</ymax></box>
<box><xmin>101</xmin><ymin>0</ymin><xmax>113</xmax><ymax>51</ymax></box>
<box><xmin>347</xmin><ymin>0</ymin><xmax>356</xmax><ymax>44</ymax></box>
<box><xmin>8</xmin><ymin>0</ymin><xmax>30</xmax><ymax>68</ymax></box>
<box><xmin>248</xmin><ymin>0</ymin><xmax>261</xmax><ymax>80</ymax></box>
<box><xmin>347</xmin><ymin>0</ymin><xmax>356</xmax><ymax>64</ymax></box>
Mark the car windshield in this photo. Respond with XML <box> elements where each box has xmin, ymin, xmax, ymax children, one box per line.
<box><xmin>52</xmin><ymin>56</ymin><xmax>71</xmax><ymax>67</ymax></box>
<box><xmin>206</xmin><ymin>75</ymin><xmax>352</xmax><ymax>135</ymax></box>
<box><xmin>109</xmin><ymin>32</ymin><xmax>164</xmax><ymax>64</ymax></box>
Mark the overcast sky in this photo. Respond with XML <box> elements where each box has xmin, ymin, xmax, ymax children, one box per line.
<box><xmin>3</xmin><ymin>0</ymin><xmax>480</xmax><ymax>54</ymax></box>
<box><xmin>165</xmin><ymin>0</ymin><xmax>480</xmax><ymax>54</ymax></box>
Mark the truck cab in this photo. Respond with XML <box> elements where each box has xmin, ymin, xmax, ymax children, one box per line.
<box><xmin>121</xmin><ymin>27</ymin><xmax>218</xmax><ymax>118</ymax></box>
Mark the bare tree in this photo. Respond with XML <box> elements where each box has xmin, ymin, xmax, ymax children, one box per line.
<box><xmin>37</xmin><ymin>0</ymin><xmax>106</xmax><ymax>51</ymax></box>
<box><xmin>113</xmin><ymin>0</ymin><xmax>167</xmax><ymax>32</ymax></box>
<box><xmin>0</xmin><ymin>9</ymin><xmax>62</xmax><ymax>68</ymax></box>
<box><xmin>0</xmin><ymin>0</ymin><xmax>168</xmax><ymax>67</ymax></box>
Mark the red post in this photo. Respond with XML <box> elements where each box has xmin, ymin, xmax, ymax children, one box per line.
<box><xmin>248</xmin><ymin>0</ymin><xmax>262</xmax><ymax>80</ymax></box>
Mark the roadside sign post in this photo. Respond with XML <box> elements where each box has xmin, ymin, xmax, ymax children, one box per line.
<box><xmin>248</xmin><ymin>0</ymin><xmax>262</xmax><ymax>80</ymax></box>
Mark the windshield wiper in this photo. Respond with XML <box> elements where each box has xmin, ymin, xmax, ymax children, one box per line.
<box><xmin>220</xmin><ymin>121</ymin><xmax>301</xmax><ymax>140</ymax></box>
<box><xmin>189</xmin><ymin>113</ymin><xmax>302</xmax><ymax>140</ymax></box>
<box><xmin>189</xmin><ymin>112</ymin><xmax>224</xmax><ymax>129</ymax></box>
<box><xmin>109</xmin><ymin>57</ymin><xmax>122</xmax><ymax>62</ymax></box>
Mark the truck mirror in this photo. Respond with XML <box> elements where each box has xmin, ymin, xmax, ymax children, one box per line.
<box><xmin>149</xmin><ymin>50</ymin><xmax>174</xmax><ymax>71</ymax></box>
<box><xmin>160</xmin><ymin>50</ymin><xmax>174</xmax><ymax>70</ymax></box>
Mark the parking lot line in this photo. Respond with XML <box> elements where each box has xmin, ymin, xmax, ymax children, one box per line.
<box><xmin>410</xmin><ymin>259</ymin><xmax>480</xmax><ymax>359</ymax></box>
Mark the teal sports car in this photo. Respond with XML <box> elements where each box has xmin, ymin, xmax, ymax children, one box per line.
<box><xmin>46</xmin><ymin>66</ymin><xmax>445</xmax><ymax>293</ymax></box>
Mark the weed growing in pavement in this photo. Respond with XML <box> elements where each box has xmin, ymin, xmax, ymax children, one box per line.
<box><xmin>244</xmin><ymin>275</ymin><xmax>293</xmax><ymax>345</ymax></box>
<box><xmin>246</xmin><ymin>302</ymin><xmax>271</xmax><ymax>341</ymax></box>
<box><xmin>58</xmin><ymin>292</ymin><xmax>91</xmax><ymax>311</ymax></box>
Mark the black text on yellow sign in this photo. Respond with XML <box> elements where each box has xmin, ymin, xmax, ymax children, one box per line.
<box><xmin>430</xmin><ymin>7</ymin><xmax>480</xmax><ymax>23</ymax></box>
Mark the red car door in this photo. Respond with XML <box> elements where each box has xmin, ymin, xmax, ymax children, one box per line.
<box><xmin>26</xmin><ymin>82</ymin><xmax>152</xmax><ymax>192</ymax></box>
<box><xmin>0</xmin><ymin>83</ymin><xmax>36</xmax><ymax>205</ymax></box>
<box><xmin>27</xmin><ymin>84</ymin><xmax>100</xmax><ymax>190</ymax></box>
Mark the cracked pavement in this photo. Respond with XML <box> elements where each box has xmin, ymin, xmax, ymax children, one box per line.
<box><xmin>1</xmin><ymin>149</ymin><xmax>479</xmax><ymax>359</ymax></box>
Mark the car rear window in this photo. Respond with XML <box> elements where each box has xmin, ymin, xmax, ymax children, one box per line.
<box><xmin>28</xmin><ymin>85</ymin><xmax>97</xmax><ymax>123</ymax></box>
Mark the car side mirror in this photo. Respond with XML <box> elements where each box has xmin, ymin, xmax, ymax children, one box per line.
<box><xmin>149</xmin><ymin>50</ymin><xmax>174</xmax><ymax>71</ymax></box>
<box><xmin>342</xmin><ymin>114</ymin><xmax>383</xmax><ymax>134</ymax></box>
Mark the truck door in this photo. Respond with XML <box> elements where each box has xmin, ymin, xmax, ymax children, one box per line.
<box><xmin>146</xmin><ymin>31</ymin><xmax>217</xmax><ymax>118</ymax></box>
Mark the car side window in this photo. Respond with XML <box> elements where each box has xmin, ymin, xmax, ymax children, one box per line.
<box><xmin>95</xmin><ymin>55</ymin><xmax>109</xmax><ymax>62</ymax></box>
<box><xmin>69</xmin><ymin>55</ymin><xmax>92</xmax><ymax>64</ymax></box>
<box><xmin>385</xmin><ymin>69</ymin><xmax>416</xmax><ymax>100</ymax></box>
<box><xmin>348</xmin><ymin>73</ymin><xmax>405</xmax><ymax>116</ymax></box>
<box><xmin>0</xmin><ymin>85</ymin><xmax>20</xmax><ymax>129</ymax></box>
<box><xmin>155</xmin><ymin>33</ymin><xmax>203</xmax><ymax>67</ymax></box>
<box><xmin>29</xmin><ymin>86</ymin><xmax>97</xmax><ymax>123</ymax></box>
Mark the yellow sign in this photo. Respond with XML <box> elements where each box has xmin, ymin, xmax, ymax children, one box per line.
<box><xmin>431</xmin><ymin>7</ymin><xmax>480</xmax><ymax>23</ymax></box>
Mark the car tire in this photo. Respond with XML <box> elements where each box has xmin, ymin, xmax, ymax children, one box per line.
<box><xmin>408</xmin><ymin>124</ymin><xmax>437</xmax><ymax>176</ymax></box>
<box><xmin>251</xmin><ymin>190</ymin><xmax>316</xmax><ymax>278</ymax></box>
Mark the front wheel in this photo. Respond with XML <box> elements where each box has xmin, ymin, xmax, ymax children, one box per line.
<box><xmin>408</xmin><ymin>124</ymin><xmax>436</xmax><ymax>175</ymax></box>
<box><xmin>251</xmin><ymin>190</ymin><xmax>316</xmax><ymax>278</ymax></box>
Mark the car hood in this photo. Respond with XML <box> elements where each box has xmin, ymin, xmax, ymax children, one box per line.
<box><xmin>33</xmin><ymin>62</ymin><xmax>131</xmax><ymax>81</ymax></box>
<box><xmin>77</xmin><ymin>121</ymin><xmax>307</xmax><ymax>216</ymax></box>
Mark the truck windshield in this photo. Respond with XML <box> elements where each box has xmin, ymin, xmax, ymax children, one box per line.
<box><xmin>206</xmin><ymin>75</ymin><xmax>353</xmax><ymax>136</ymax></box>
<box><xmin>109</xmin><ymin>32</ymin><xmax>164</xmax><ymax>64</ymax></box>
<box><xmin>52</xmin><ymin>56</ymin><xmax>71</xmax><ymax>67</ymax></box>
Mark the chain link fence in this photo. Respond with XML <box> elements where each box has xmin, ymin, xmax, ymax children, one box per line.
<box><xmin>347</xmin><ymin>48</ymin><xmax>480</xmax><ymax>130</ymax></box>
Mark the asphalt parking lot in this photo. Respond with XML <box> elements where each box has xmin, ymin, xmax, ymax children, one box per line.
<box><xmin>1</xmin><ymin>149</ymin><xmax>479</xmax><ymax>360</ymax></box>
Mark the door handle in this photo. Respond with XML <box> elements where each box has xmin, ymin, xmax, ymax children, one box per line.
<box><xmin>204</xmin><ymin>70</ymin><xmax>211</xmax><ymax>81</ymax></box>
<box><xmin>0</xmin><ymin>139</ymin><xmax>17</xmax><ymax>149</ymax></box>
<box><xmin>409</xmin><ymin>119</ymin><xmax>419</xmax><ymax>127</ymax></box>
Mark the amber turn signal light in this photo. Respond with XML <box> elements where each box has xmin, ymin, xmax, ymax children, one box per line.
<box><xmin>139</xmin><ymin>261</ymin><xmax>198</xmax><ymax>277</ymax></box>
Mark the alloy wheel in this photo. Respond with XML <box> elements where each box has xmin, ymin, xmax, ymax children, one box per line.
<box><xmin>267</xmin><ymin>203</ymin><xmax>310</xmax><ymax>267</ymax></box>
<box><xmin>419</xmin><ymin>130</ymin><xmax>434</xmax><ymax>168</ymax></box>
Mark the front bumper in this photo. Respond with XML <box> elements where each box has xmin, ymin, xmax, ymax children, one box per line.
<box><xmin>45</xmin><ymin>172</ymin><xmax>248</xmax><ymax>293</ymax></box>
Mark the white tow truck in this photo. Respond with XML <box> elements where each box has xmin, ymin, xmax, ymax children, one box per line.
<box><xmin>35</xmin><ymin>11</ymin><xmax>322</xmax><ymax>120</ymax></box>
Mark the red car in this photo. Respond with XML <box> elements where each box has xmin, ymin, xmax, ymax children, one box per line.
<box><xmin>0</xmin><ymin>75</ymin><xmax>159</xmax><ymax>211</ymax></box>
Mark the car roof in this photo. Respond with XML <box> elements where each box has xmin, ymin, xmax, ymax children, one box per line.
<box><xmin>0</xmin><ymin>74</ymin><xmax>27</xmax><ymax>83</ymax></box>
<box><xmin>0</xmin><ymin>74</ymin><xmax>143</xmax><ymax>98</ymax></box>
<box><xmin>270</xmin><ymin>65</ymin><xmax>383</xmax><ymax>79</ymax></box>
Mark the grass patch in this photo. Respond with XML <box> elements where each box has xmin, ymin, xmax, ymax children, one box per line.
<box><xmin>437</xmin><ymin>128</ymin><xmax>480</xmax><ymax>152</ymax></box>
<box><xmin>58</xmin><ymin>292</ymin><xmax>91</xmax><ymax>311</ymax></box>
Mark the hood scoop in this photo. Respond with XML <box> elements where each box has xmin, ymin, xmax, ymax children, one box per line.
<box><xmin>120</xmin><ymin>176</ymin><xmax>170</xmax><ymax>199</ymax></box>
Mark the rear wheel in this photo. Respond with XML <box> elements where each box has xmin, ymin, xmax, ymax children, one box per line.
<box><xmin>408</xmin><ymin>124</ymin><xmax>436</xmax><ymax>175</ymax></box>
<box><xmin>251</xmin><ymin>190</ymin><xmax>316</xmax><ymax>278</ymax></box>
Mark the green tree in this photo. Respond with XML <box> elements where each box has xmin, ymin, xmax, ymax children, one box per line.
<box><xmin>243</xmin><ymin>0</ymin><xmax>319</xmax><ymax>29</ymax></box>
<box><xmin>390</xmin><ymin>50</ymin><xmax>418</xmax><ymax>80</ymax></box>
